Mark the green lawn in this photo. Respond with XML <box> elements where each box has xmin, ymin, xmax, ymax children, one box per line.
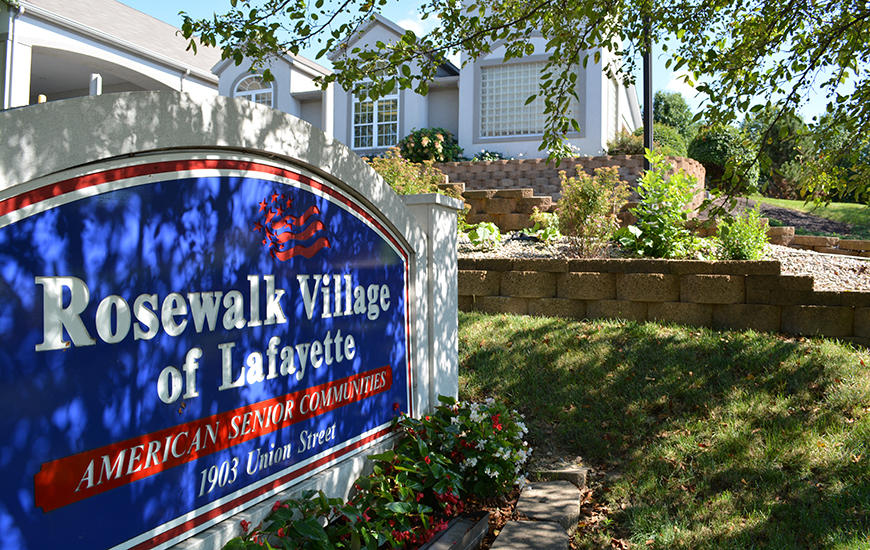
<box><xmin>459</xmin><ymin>312</ymin><xmax>870</xmax><ymax>549</ymax></box>
<box><xmin>751</xmin><ymin>194</ymin><xmax>870</xmax><ymax>240</ymax></box>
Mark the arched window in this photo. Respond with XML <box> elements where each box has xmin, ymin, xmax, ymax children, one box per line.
<box><xmin>234</xmin><ymin>75</ymin><xmax>273</xmax><ymax>107</ymax></box>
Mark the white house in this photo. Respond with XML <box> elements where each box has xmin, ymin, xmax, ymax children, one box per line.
<box><xmin>220</xmin><ymin>14</ymin><xmax>642</xmax><ymax>159</ymax></box>
<box><xmin>330</xmin><ymin>15</ymin><xmax>641</xmax><ymax>158</ymax></box>
<box><xmin>1</xmin><ymin>0</ymin><xmax>221</xmax><ymax>109</ymax></box>
<box><xmin>213</xmin><ymin>52</ymin><xmax>334</xmax><ymax>137</ymax></box>
<box><xmin>2</xmin><ymin>0</ymin><xmax>641</xmax><ymax>160</ymax></box>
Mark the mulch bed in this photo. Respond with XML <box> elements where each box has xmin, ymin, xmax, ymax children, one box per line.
<box><xmin>461</xmin><ymin>488</ymin><xmax>523</xmax><ymax>549</ymax></box>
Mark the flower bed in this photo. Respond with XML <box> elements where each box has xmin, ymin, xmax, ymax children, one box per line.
<box><xmin>224</xmin><ymin>397</ymin><xmax>530</xmax><ymax>549</ymax></box>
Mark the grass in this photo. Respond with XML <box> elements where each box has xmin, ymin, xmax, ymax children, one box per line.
<box><xmin>458</xmin><ymin>312</ymin><xmax>870</xmax><ymax>549</ymax></box>
<box><xmin>750</xmin><ymin>194</ymin><xmax>870</xmax><ymax>240</ymax></box>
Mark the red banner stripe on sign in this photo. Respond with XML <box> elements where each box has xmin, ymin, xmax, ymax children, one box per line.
<box><xmin>33</xmin><ymin>366</ymin><xmax>392</xmax><ymax>513</ymax></box>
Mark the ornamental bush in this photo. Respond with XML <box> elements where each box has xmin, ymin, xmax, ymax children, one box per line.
<box><xmin>717</xmin><ymin>206</ymin><xmax>769</xmax><ymax>260</ymax></box>
<box><xmin>687</xmin><ymin>124</ymin><xmax>759</xmax><ymax>194</ymax></box>
<box><xmin>470</xmin><ymin>150</ymin><xmax>511</xmax><ymax>161</ymax></box>
<box><xmin>522</xmin><ymin>207</ymin><xmax>562</xmax><ymax>245</ymax></box>
<box><xmin>616</xmin><ymin>150</ymin><xmax>698</xmax><ymax>258</ymax></box>
<box><xmin>607</xmin><ymin>124</ymin><xmax>687</xmax><ymax>157</ymax></box>
<box><xmin>366</xmin><ymin>149</ymin><xmax>467</xmax><ymax>228</ymax></box>
<box><xmin>466</xmin><ymin>221</ymin><xmax>502</xmax><ymax>250</ymax></box>
<box><xmin>556</xmin><ymin>166</ymin><xmax>630</xmax><ymax>257</ymax></box>
<box><xmin>415</xmin><ymin>396</ymin><xmax>531</xmax><ymax>498</ymax></box>
<box><xmin>364</xmin><ymin>148</ymin><xmax>445</xmax><ymax>195</ymax></box>
<box><xmin>633</xmin><ymin>123</ymin><xmax>688</xmax><ymax>157</ymax></box>
<box><xmin>398</xmin><ymin>128</ymin><xmax>464</xmax><ymax>163</ymax></box>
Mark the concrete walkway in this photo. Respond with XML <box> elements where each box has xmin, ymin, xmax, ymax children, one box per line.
<box><xmin>490</xmin><ymin>468</ymin><xmax>588</xmax><ymax>550</ymax></box>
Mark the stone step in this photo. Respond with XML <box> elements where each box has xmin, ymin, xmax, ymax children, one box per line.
<box><xmin>515</xmin><ymin>480</ymin><xmax>581</xmax><ymax>533</ymax></box>
<box><xmin>489</xmin><ymin>520</ymin><xmax>567</xmax><ymax>550</ymax></box>
<box><xmin>531</xmin><ymin>466</ymin><xmax>590</xmax><ymax>489</ymax></box>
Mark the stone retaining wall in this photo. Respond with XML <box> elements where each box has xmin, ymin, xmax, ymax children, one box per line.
<box><xmin>460</xmin><ymin>188</ymin><xmax>554</xmax><ymax>231</ymax></box>
<box><xmin>439</xmin><ymin>155</ymin><xmax>706</xmax><ymax>204</ymax></box>
<box><xmin>788</xmin><ymin>234</ymin><xmax>870</xmax><ymax>257</ymax></box>
<box><xmin>458</xmin><ymin>258</ymin><xmax>869</xmax><ymax>346</ymax></box>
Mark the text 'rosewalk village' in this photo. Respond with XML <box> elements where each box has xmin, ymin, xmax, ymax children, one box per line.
<box><xmin>31</xmin><ymin>272</ymin><xmax>396</xmax><ymax>511</ymax></box>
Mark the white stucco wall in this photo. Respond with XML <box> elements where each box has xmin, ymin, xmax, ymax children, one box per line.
<box><xmin>331</xmin><ymin>21</ymin><xmax>431</xmax><ymax>156</ymax></box>
<box><xmin>215</xmin><ymin>56</ymin><xmax>332</xmax><ymax>137</ymax></box>
<box><xmin>427</xmin><ymin>84</ymin><xmax>459</xmax><ymax>136</ymax></box>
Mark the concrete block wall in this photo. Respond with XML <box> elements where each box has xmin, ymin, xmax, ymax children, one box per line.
<box><xmin>460</xmin><ymin>188</ymin><xmax>554</xmax><ymax>231</ymax></box>
<box><xmin>788</xmin><ymin>234</ymin><xmax>870</xmax><ymax>257</ymax></box>
<box><xmin>458</xmin><ymin>258</ymin><xmax>870</xmax><ymax>346</ymax></box>
<box><xmin>438</xmin><ymin>155</ymin><xmax>706</xmax><ymax>209</ymax></box>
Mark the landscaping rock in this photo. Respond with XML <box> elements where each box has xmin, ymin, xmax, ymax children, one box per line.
<box><xmin>515</xmin><ymin>480</ymin><xmax>580</xmax><ymax>533</ymax></box>
<box><xmin>489</xmin><ymin>520</ymin><xmax>567</xmax><ymax>550</ymax></box>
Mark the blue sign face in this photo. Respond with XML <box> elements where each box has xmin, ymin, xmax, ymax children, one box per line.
<box><xmin>0</xmin><ymin>154</ymin><xmax>412</xmax><ymax>549</ymax></box>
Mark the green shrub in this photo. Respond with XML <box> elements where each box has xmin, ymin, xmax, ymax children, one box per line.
<box><xmin>616</xmin><ymin>151</ymin><xmax>698</xmax><ymax>258</ymax></box>
<box><xmin>633</xmin><ymin>123</ymin><xmax>688</xmax><ymax>156</ymax></box>
<box><xmin>688</xmin><ymin>124</ymin><xmax>759</xmax><ymax>194</ymax></box>
<box><xmin>522</xmin><ymin>207</ymin><xmax>562</xmax><ymax>244</ymax></box>
<box><xmin>367</xmin><ymin>148</ymin><xmax>467</xmax><ymax>229</ymax></box>
<box><xmin>470</xmin><ymin>150</ymin><xmax>511</xmax><ymax>161</ymax></box>
<box><xmin>653</xmin><ymin>90</ymin><xmax>697</xmax><ymax>140</ymax></box>
<box><xmin>466</xmin><ymin>222</ymin><xmax>502</xmax><ymax>249</ymax></box>
<box><xmin>556</xmin><ymin>166</ymin><xmax>630</xmax><ymax>256</ymax></box>
<box><xmin>607</xmin><ymin>129</ymin><xmax>644</xmax><ymax>155</ymax></box>
<box><xmin>365</xmin><ymin>148</ymin><xmax>444</xmax><ymax>195</ymax></box>
<box><xmin>717</xmin><ymin>206</ymin><xmax>769</xmax><ymax>260</ymax></box>
<box><xmin>421</xmin><ymin>396</ymin><xmax>530</xmax><ymax>498</ymax></box>
<box><xmin>398</xmin><ymin>127</ymin><xmax>463</xmax><ymax>163</ymax></box>
<box><xmin>608</xmin><ymin>124</ymin><xmax>687</xmax><ymax>157</ymax></box>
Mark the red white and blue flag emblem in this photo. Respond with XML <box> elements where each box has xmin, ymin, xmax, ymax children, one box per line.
<box><xmin>253</xmin><ymin>192</ymin><xmax>331</xmax><ymax>260</ymax></box>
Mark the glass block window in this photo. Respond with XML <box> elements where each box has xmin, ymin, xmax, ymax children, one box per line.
<box><xmin>234</xmin><ymin>75</ymin><xmax>273</xmax><ymax>107</ymax></box>
<box><xmin>353</xmin><ymin>94</ymin><xmax>399</xmax><ymax>149</ymax></box>
<box><xmin>480</xmin><ymin>61</ymin><xmax>581</xmax><ymax>137</ymax></box>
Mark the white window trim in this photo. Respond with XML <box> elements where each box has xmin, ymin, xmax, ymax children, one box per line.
<box><xmin>233</xmin><ymin>74</ymin><xmax>274</xmax><ymax>108</ymax></box>
<box><xmin>351</xmin><ymin>92</ymin><xmax>400</xmax><ymax>150</ymax></box>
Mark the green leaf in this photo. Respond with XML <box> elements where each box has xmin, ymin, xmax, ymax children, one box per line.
<box><xmin>384</xmin><ymin>501</ymin><xmax>414</xmax><ymax>513</ymax></box>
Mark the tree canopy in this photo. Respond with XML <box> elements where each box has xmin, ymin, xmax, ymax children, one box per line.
<box><xmin>652</xmin><ymin>91</ymin><xmax>695</xmax><ymax>141</ymax></box>
<box><xmin>181</xmin><ymin>0</ymin><xmax>870</xmax><ymax>203</ymax></box>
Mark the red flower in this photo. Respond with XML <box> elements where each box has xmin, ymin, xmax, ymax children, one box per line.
<box><xmin>271</xmin><ymin>500</ymin><xmax>282</xmax><ymax>512</ymax></box>
<box><xmin>393</xmin><ymin>402</ymin><xmax>400</xmax><ymax>411</ymax></box>
<box><xmin>277</xmin><ymin>527</ymin><xmax>285</xmax><ymax>538</ymax></box>
<box><xmin>424</xmin><ymin>456</ymin><xmax>431</xmax><ymax>464</ymax></box>
<box><xmin>240</xmin><ymin>520</ymin><xmax>251</xmax><ymax>533</ymax></box>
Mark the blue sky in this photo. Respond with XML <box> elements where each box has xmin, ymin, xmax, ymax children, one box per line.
<box><xmin>126</xmin><ymin>0</ymin><xmax>827</xmax><ymax>121</ymax></box>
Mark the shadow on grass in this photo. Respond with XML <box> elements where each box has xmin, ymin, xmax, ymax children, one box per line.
<box><xmin>458</xmin><ymin>312</ymin><xmax>870</xmax><ymax>549</ymax></box>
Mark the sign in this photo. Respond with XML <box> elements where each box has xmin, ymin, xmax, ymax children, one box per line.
<box><xmin>0</xmin><ymin>153</ymin><xmax>412</xmax><ymax>549</ymax></box>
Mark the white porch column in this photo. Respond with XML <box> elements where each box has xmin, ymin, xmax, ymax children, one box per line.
<box><xmin>4</xmin><ymin>38</ymin><xmax>31</xmax><ymax>109</ymax></box>
<box><xmin>321</xmin><ymin>86</ymin><xmax>334</xmax><ymax>139</ymax></box>
<box><xmin>89</xmin><ymin>73</ymin><xmax>102</xmax><ymax>96</ymax></box>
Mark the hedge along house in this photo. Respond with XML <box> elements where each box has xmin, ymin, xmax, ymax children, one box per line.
<box><xmin>221</xmin><ymin>13</ymin><xmax>643</xmax><ymax>159</ymax></box>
